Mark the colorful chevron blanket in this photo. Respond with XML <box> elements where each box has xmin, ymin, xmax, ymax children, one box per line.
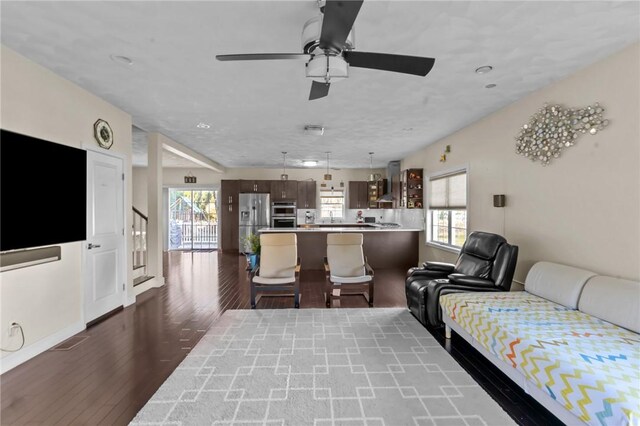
<box><xmin>440</xmin><ymin>291</ymin><xmax>640</xmax><ymax>426</ymax></box>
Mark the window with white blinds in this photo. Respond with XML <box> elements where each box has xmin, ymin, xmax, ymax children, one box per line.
<box><xmin>429</xmin><ymin>171</ymin><xmax>467</xmax><ymax>210</ymax></box>
<box><xmin>428</xmin><ymin>170</ymin><xmax>467</xmax><ymax>248</ymax></box>
<box><xmin>320</xmin><ymin>189</ymin><xmax>344</xmax><ymax>219</ymax></box>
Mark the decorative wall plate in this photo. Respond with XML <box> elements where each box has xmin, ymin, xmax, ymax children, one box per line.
<box><xmin>94</xmin><ymin>119</ymin><xmax>113</xmax><ymax>149</ymax></box>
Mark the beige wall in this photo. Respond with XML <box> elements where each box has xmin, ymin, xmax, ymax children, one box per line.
<box><xmin>0</xmin><ymin>46</ymin><xmax>133</xmax><ymax>366</ymax></box>
<box><xmin>403</xmin><ymin>43</ymin><xmax>640</xmax><ymax>283</ymax></box>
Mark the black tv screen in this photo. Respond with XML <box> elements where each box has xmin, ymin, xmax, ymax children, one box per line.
<box><xmin>1</xmin><ymin>129</ymin><xmax>87</xmax><ymax>251</ymax></box>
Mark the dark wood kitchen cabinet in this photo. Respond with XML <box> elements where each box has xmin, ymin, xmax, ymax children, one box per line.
<box><xmin>297</xmin><ymin>181</ymin><xmax>317</xmax><ymax>209</ymax></box>
<box><xmin>270</xmin><ymin>180</ymin><xmax>298</xmax><ymax>201</ymax></box>
<box><xmin>348</xmin><ymin>181</ymin><xmax>369</xmax><ymax>209</ymax></box>
<box><xmin>220</xmin><ymin>180</ymin><xmax>239</xmax><ymax>252</ymax></box>
<box><xmin>370</xmin><ymin>179</ymin><xmax>390</xmax><ymax>209</ymax></box>
<box><xmin>238</xmin><ymin>180</ymin><xmax>270</xmax><ymax>193</ymax></box>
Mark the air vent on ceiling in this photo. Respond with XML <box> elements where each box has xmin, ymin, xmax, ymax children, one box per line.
<box><xmin>304</xmin><ymin>125</ymin><xmax>324</xmax><ymax>136</ymax></box>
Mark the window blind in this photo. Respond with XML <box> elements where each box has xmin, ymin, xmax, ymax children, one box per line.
<box><xmin>429</xmin><ymin>171</ymin><xmax>466</xmax><ymax>209</ymax></box>
<box><xmin>320</xmin><ymin>189</ymin><xmax>344</xmax><ymax>218</ymax></box>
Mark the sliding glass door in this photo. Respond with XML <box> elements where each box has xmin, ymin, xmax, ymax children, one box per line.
<box><xmin>169</xmin><ymin>189</ymin><xmax>218</xmax><ymax>250</ymax></box>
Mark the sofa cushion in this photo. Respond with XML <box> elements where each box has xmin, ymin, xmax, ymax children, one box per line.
<box><xmin>524</xmin><ymin>261</ymin><xmax>596</xmax><ymax>309</ymax></box>
<box><xmin>440</xmin><ymin>291</ymin><xmax>640</xmax><ymax>425</ymax></box>
<box><xmin>579</xmin><ymin>276</ymin><xmax>640</xmax><ymax>333</ymax></box>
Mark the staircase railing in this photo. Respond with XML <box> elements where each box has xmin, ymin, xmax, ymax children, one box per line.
<box><xmin>132</xmin><ymin>206</ymin><xmax>148</xmax><ymax>277</ymax></box>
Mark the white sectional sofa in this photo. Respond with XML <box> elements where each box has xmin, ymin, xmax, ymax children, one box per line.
<box><xmin>439</xmin><ymin>262</ymin><xmax>640</xmax><ymax>425</ymax></box>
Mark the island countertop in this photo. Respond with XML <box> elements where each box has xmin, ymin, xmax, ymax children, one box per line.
<box><xmin>257</xmin><ymin>225</ymin><xmax>419</xmax><ymax>270</ymax></box>
<box><xmin>259</xmin><ymin>223</ymin><xmax>422</xmax><ymax>233</ymax></box>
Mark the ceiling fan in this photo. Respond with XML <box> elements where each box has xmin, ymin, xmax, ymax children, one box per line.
<box><xmin>216</xmin><ymin>0</ymin><xmax>435</xmax><ymax>100</ymax></box>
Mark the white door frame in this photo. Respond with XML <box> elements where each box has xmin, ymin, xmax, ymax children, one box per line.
<box><xmin>82</xmin><ymin>146</ymin><xmax>128</xmax><ymax>324</ymax></box>
<box><xmin>166</xmin><ymin>185</ymin><xmax>220</xmax><ymax>251</ymax></box>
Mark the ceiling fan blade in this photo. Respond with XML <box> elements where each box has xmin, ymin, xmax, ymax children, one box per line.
<box><xmin>319</xmin><ymin>0</ymin><xmax>364</xmax><ymax>53</ymax></box>
<box><xmin>343</xmin><ymin>51</ymin><xmax>435</xmax><ymax>76</ymax></box>
<box><xmin>216</xmin><ymin>53</ymin><xmax>310</xmax><ymax>61</ymax></box>
<box><xmin>309</xmin><ymin>81</ymin><xmax>330</xmax><ymax>100</ymax></box>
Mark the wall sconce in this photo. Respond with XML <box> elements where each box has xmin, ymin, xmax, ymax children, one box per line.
<box><xmin>493</xmin><ymin>194</ymin><xmax>506</xmax><ymax>207</ymax></box>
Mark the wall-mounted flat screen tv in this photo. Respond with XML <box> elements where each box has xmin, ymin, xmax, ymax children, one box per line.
<box><xmin>0</xmin><ymin>129</ymin><xmax>87</xmax><ymax>252</ymax></box>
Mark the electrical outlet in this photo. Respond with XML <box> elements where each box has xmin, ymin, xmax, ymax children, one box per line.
<box><xmin>9</xmin><ymin>322</ymin><xmax>20</xmax><ymax>337</ymax></box>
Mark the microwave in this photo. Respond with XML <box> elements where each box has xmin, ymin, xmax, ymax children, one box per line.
<box><xmin>272</xmin><ymin>201</ymin><xmax>296</xmax><ymax>217</ymax></box>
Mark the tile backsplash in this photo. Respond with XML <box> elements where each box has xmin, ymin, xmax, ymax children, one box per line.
<box><xmin>297</xmin><ymin>208</ymin><xmax>425</xmax><ymax>230</ymax></box>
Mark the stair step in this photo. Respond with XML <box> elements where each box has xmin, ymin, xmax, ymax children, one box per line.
<box><xmin>133</xmin><ymin>275</ymin><xmax>154</xmax><ymax>287</ymax></box>
<box><xmin>133</xmin><ymin>264</ymin><xmax>146</xmax><ymax>270</ymax></box>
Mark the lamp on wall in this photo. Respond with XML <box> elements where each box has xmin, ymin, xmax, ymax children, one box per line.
<box><xmin>281</xmin><ymin>152</ymin><xmax>288</xmax><ymax>181</ymax></box>
<box><xmin>493</xmin><ymin>194</ymin><xmax>506</xmax><ymax>208</ymax></box>
<box><xmin>324</xmin><ymin>152</ymin><xmax>332</xmax><ymax>181</ymax></box>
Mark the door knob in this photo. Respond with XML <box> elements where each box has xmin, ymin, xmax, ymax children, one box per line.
<box><xmin>87</xmin><ymin>243</ymin><xmax>101</xmax><ymax>249</ymax></box>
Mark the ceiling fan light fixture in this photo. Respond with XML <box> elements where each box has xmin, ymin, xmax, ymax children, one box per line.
<box><xmin>306</xmin><ymin>54</ymin><xmax>349</xmax><ymax>83</ymax></box>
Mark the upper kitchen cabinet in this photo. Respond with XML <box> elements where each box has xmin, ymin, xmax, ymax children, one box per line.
<box><xmin>297</xmin><ymin>180</ymin><xmax>317</xmax><ymax>209</ymax></box>
<box><xmin>368</xmin><ymin>179</ymin><xmax>389</xmax><ymax>209</ymax></box>
<box><xmin>270</xmin><ymin>180</ymin><xmax>298</xmax><ymax>201</ymax></box>
<box><xmin>220</xmin><ymin>180</ymin><xmax>240</xmax><ymax>252</ymax></box>
<box><xmin>348</xmin><ymin>181</ymin><xmax>369</xmax><ymax>209</ymax></box>
<box><xmin>239</xmin><ymin>180</ymin><xmax>271</xmax><ymax>193</ymax></box>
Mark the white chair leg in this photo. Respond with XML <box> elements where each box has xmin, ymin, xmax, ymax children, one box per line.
<box><xmin>445</xmin><ymin>325</ymin><xmax>452</xmax><ymax>339</ymax></box>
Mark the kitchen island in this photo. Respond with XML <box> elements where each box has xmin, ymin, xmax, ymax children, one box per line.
<box><xmin>260</xmin><ymin>224</ymin><xmax>420</xmax><ymax>270</ymax></box>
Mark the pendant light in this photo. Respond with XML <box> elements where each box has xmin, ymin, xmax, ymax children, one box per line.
<box><xmin>368</xmin><ymin>152</ymin><xmax>378</xmax><ymax>182</ymax></box>
<box><xmin>324</xmin><ymin>152</ymin><xmax>332</xmax><ymax>181</ymax></box>
<box><xmin>280</xmin><ymin>151</ymin><xmax>288</xmax><ymax>181</ymax></box>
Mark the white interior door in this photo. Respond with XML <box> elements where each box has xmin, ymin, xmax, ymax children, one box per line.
<box><xmin>85</xmin><ymin>150</ymin><xmax>124</xmax><ymax>322</ymax></box>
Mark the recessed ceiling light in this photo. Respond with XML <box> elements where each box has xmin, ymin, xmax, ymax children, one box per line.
<box><xmin>196</xmin><ymin>122</ymin><xmax>211</xmax><ymax>129</ymax></box>
<box><xmin>302</xmin><ymin>160</ymin><xmax>318</xmax><ymax>167</ymax></box>
<box><xmin>110</xmin><ymin>54</ymin><xmax>133</xmax><ymax>65</ymax></box>
<box><xmin>485</xmin><ymin>83</ymin><xmax>497</xmax><ymax>89</ymax></box>
<box><xmin>475</xmin><ymin>65</ymin><xmax>493</xmax><ymax>74</ymax></box>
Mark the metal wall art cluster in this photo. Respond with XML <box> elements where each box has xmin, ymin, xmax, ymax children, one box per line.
<box><xmin>515</xmin><ymin>103</ymin><xmax>609</xmax><ymax>166</ymax></box>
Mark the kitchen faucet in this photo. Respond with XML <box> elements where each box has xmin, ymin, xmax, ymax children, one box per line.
<box><xmin>329</xmin><ymin>211</ymin><xmax>335</xmax><ymax>223</ymax></box>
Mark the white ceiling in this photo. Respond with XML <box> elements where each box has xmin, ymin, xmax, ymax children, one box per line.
<box><xmin>131</xmin><ymin>126</ymin><xmax>204</xmax><ymax>168</ymax></box>
<box><xmin>1</xmin><ymin>1</ymin><xmax>638</xmax><ymax>169</ymax></box>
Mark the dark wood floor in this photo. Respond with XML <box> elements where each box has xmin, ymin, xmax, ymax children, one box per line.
<box><xmin>1</xmin><ymin>251</ymin><xmax>558</xmax><ymax>426</ymax></box>
<box><xmin>0</xmin><ymin>251</ymin><xmax>408</xmax><ymax>425</ymax></box>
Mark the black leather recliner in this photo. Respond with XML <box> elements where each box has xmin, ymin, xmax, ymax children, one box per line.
<box><xmin>406</xmin><ymin>231</ymin><xmax>518</xmax><ymax>327</ymax></box>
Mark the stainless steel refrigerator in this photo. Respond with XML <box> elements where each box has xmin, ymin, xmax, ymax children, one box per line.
<box><xmin>238</xmin><ymin>193</ymin><xmax>270</xmax><ymax>253</ymax></box>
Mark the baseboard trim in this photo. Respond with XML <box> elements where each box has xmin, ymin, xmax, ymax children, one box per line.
<box><xmin>86</xmin><ymin>306</ymin><xmax>123</xmax><ymax>328</ymax></box>
<box><xmin>133</xmin><ymin>276</ymin><xmax>164</xmax><ymax>297</ymax></box>
<box><xmin>0</xmin><ymin>320</ymin><xmax>86</xmax><ymax>375</ymax></box>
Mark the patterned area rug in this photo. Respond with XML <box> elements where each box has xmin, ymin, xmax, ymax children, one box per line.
<box><xmin>130</xmin><ymin>308</ymin><xmax>514</xmax><ymax>425</ymax></box>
